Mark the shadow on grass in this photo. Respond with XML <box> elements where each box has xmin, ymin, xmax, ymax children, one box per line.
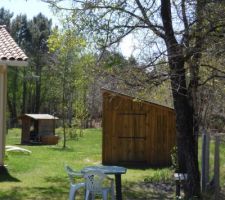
<box><xmin>0</xmin><ymin>185</ymin><xmax>70</xmax><ymax>200</ymax></box>
<box><xmin>123</xmin><ymin>180</ymin><xmax>175</xmax><ymax>200</ymax></box>
<box><xmin>0</xmin><ymin>173</ymin><xmax>175</xmax><ymax>200</ymax></box>
<box><xmin>46</xmin><ymin>146</ymin><xmax>76</xmax><ymax>152</ymax></box>
<box><xmin>0</xmin><ymin>166</ymin><xmax>20</xmax><ymax>182</ymax></box>
<box><xmin>44</xmin><ymin>175</ymin><xmax>68</xmax><ymax>184</ymax></box>
<box><xmin>0</xmin><ymin>174</ymin><xmax>70</xmax><ymax>200</ymax></box>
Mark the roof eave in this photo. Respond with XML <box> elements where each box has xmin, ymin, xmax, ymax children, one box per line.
<box><xmin>0</xmin><ymin>60</ymin><xmax>28</xmax><ymax>67</ymax></box>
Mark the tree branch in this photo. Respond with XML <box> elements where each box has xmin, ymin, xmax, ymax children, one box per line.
<box><xmin>135</xmin><ymin>0</ymin><xmax>165</xmax><ymax>38</ymax></box>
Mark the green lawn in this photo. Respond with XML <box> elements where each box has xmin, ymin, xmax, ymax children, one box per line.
<box><xmin>1</xmin><ymin>129</ymin><xmax>224</xmax><ymax>199</ymax></box>
<box><xmin>0</xmin><ymin>128</ymin><xmax>174</xmax><ymax>200</ymax></box>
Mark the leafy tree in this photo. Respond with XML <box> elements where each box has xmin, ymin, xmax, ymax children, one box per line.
<box><xmin>8</xmin><ymin>15</ymin><xmax>31</xmax><ymax>125</ymax></box>
<box><xmin>48</xmin><ymin>26</ymin><xmax>91</xmax><ymax>148</ymax></box>
<box><xmin>0</xmin><ymin>7</ymin><xmax>13</xmax><ymax>28</ymax></box>
<box><xmin>26</xmin><ymin>13</ymin><xmax>52</xmax><ymax>113</ymax></box>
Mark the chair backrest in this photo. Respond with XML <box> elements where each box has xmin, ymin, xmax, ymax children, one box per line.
<box><xmin>65</xmin><ymin>165</ymin><xmax>83</xmax><ymax>184</ymax></box>
<box><xmin>84</xmin><ymin>170</ymin><xmax>107</xmax><ymax>193</ymax></box>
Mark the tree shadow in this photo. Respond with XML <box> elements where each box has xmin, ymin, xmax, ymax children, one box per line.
<box><xmin>0</xmin><ymin>172</ymin><xmax>176</xmax><ymax>200</ymax></box>
<box><xmin>123</xmin><ymin>180</ymin><xmax>175</xmax><ymax>200</ymax></box>
<box><xmin>47</xmin><ymin>146</ymin><xmax>76</xmax><ymax>152</ymax></box>
<box><xmin>0</xmin><ymin>185</ymin><xmax>70</xmax><ymax>200</ymax></box>
<box><xmin>0</xmin><ymin>174</ymin><xmax>70</xmax><ymax>200</ymax></box>
<box><xmin>0</xmin><ymin>166</ymin><xmax>20</xmax><ymax>182</ymax></box>
<box><xmin>44</xmin><ymin>175</ymin><xmax>68</xmax><ymax>184</ymax></box>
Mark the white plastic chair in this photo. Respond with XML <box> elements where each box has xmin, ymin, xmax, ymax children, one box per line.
<box><xmin>84</xmin><ymin>170</ymin><xmax>114</xmax><ymax>200</ymax></box>
<box><xmin>65</xmin><ymin>165</ymin><xmax>85</xmax><ymax>200</ymax></box>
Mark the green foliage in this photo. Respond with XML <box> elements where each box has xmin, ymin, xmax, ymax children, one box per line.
<box><xmin>170</xmin><ymin>146</ymin><xmax>178</xmax><ymax>171</ymax></box>
<box><xmin>143</xmin><ymin>168</ymin><xmax>172</xmax><ymax>183</ymax></box>
<box><xmin>47</xmin><ymin>26</ymin><xmax>94</xmax><ymax>147</ymax></box>
<box><xmin>0</xmin><ymin>7</ymin><xmax>13</xmax><ymax>28</ymax></box>
<box><xmin>48</xmin><ymin>28</ymin><xmax>86</xmax><ymax>53</ymax></box>
<box><xmin>27</xmin><ymin>13</ymin><xmax>52</xmax><ymax>55</ymax></box>
<box><xmin>100</xmin><ymin>51</ymin><xmax>128</xmax><ymax>69</ymax></box>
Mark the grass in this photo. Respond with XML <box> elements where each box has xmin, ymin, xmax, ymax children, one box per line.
<box><xmin>0</xmin><ymin>128</ymin><xmax>174</xmax><ymax>200</ymax></box>
<box><xmin>1</xmin><ymin>129</ymin><xmax>224</xmax><ymax>199</ymax></box>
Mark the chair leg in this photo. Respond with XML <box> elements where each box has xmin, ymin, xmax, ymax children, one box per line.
<box><xmin>91</xmin><ymin>192</ymin><xmax>95</xmax><ymax>200</ymax></box>
<box><xmin>85</xmin><ymin>190</ymin><xmax>90</xmax><ymax>200</ymax></box>
<box><xmin>111</xmin><ymin>189</ymin><xmax>115</xmax><ymax>200</ymax></box>
<box><xmin>102</xmin><ymin>190</ymin><xmax>108</xmax><ymax>200</ymax></box>
<box><xmin>69</xmin><ymin>185</ymin><xmax>77</xmax><ymax>200</ymax></box>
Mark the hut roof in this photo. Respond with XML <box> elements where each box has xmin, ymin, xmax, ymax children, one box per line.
<box><xmin>0</xmin><ymin>25</ymin><xmax>28</xmax><ymax>66</ymax></box>
<box><xmin>101</xmin><ymin>88</ymin><xmax>174</xmax><ymax>111</ymax></box>
<box><xmin>21</xmin><ymin>114</ymin><xmax>59</xmax><ymax>120</ymax></box>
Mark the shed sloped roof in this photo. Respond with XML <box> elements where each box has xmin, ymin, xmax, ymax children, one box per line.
<box><xmin>0</xmin><ymin>25</ymin><xmax>28</xmax><ymax>66</ymax></box>
<box><xmin>23</xmin><ymin>114</ymin><xmax>59</xmax><ymax>120</ymax></box>
<box><xmin>102</xmin><ymin>88</ymin><xmax>174</xmax><ymax>111</ymax></box>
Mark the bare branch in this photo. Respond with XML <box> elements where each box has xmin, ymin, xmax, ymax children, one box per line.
<box><xmin>201</xmin><ymin>64</ymin><xmax>225</xmax><ymax>75</ymax></box>
<box><xmin>135</xmin><ymin>0</ymin><xmax>165</xmax><ymax>38</ymax></box>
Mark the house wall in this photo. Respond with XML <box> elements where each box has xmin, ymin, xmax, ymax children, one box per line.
<box><xmin>0</xmin><ymin>65</ymin><xmax>7</xmax><ymax>166</ymax></box>
<box><xmin>102</xmin><ymin>90</ymin><xmax>176</xmax><ymax>167</ymax></box>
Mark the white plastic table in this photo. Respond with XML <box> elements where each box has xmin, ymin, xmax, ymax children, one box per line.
<box><xmin>82</xmin><ymin>165</ymin><xmax>127</xmax><ymax>200</ymax></box>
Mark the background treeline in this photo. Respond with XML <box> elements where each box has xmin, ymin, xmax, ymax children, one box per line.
<box><xmin>1</xmin><ymin>6</ymin><xmax>225</xmax><ymax>132</ymax></box>
<box><xmin>1</xmin><ymin>7</ymin><xmax>168</xmax><ymax>129</ymax></box>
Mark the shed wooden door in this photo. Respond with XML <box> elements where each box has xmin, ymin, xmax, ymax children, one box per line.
<box><xmin>115</xmin><ymin>112</ymin><xmax>147</xmax><ymax>164</ymax></box>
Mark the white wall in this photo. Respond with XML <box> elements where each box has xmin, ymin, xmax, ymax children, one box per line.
<box><xmin>0</xmin><ymin>65</ymin><xmax>7</xmax><ymax>166</ymax></box>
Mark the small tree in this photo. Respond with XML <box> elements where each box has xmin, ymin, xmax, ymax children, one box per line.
<box><xmin>48</xmin><ymin>26</ymin><xmax>91</xmax><ymax>148</ymax></box>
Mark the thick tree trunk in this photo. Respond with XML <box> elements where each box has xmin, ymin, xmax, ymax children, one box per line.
<box><xmin>170</xmin><ymin>60</ymin><xmax>201</xmax><ymax>198</ymax></box>
<box><xmin>161</xmin><ymin>0</ymin><xmax>201</xmax><ymax>198</ymax></box>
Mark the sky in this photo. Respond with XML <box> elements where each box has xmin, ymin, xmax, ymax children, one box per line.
<box><xmin>1</xmin><ymin>0</ymin><xmax>59</xmax><ymax>25</ymax></box>
<box><xmin>1</xmin><ymin>0</ymin><xmax>134</xmax><ymax>57</ymax></box>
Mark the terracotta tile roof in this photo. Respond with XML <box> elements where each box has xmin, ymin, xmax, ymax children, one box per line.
<box><xmin>0</xmin><ymin>25</ymin><xmax>28</xmax><ymax>62</ymax></box>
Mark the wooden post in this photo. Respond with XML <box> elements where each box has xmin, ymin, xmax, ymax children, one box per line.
<box><xmin>214</xmin><ymin>135</ymin><xmax>220</xmax><ymax>200</ymax></box>
<box><xmin>0</xmin><ymin>65</ymin><xmax>7</xmax><ymax>166</ymax></box>
<box><xmin>201</xmin><ymin>133</ymin><xmax>206</xmax><ymax>192</ymax></box>
<box><xmin>201</xmin><ymin>130</ymin><xmax>210</xmax><ymax>192</ymax></box>
<box><xmin>205</xmin><ymin>133</ymin><xmax>210</xmax><ymax>187</ymax></box>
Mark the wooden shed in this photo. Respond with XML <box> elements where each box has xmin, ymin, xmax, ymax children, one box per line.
<box><xmin>102</xmin><ymin>89</ymin><xmax>176</xmax><ymax>167</ymax></box>
<box><xmin>20</xmin><ymin>114</ymin><xmax>59</xmax><ymax>145</ymax></box>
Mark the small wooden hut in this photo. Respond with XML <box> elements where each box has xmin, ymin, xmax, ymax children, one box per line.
<box><xmin>102</xmin><ymin>89</ymin><xmax>176</xmax><ymax>167</ymax></box>
<box><xmin>20</xmin><ymin>114</ymin><xmax>59</xmax><ymax>145</ymax></box>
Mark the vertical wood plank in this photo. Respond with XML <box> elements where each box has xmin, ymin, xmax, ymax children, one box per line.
<box><xmin>214</xmin><ymin>136</ymin><xmax>220</xmax><ymax>200</ymax></box>
<box><xmin>102</xmin><ymin>90</ymin><xmax>176</xmax><ymax>167</ymax></box>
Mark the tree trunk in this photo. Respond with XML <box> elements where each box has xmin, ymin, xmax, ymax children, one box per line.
<box><xmin>22</xmin><ymin>68</ymin><xmax>27</xmax><ymax>114</ymax></box>
<box><xmin>7</xmin><ymin>68</ymin><xmax>18</xmax><ymax>127</ymax></box>
<box><xmin>187</xmin><ymin>0</ymin><xmax>205</xmax><ymax>155</ymax></box>
<box><xmin>34</xmin><ymin>62</ymin><xmax>41</xmax><ymax>114</ymax></box>
<box><xmin>161</xmin><ymin>0</ymin><xmax>201</xmax><ymax>198</ymax></box>
<box><xmin>170</xmin><ymin>60</ymin><xmax>201</xmax><ymax>198</ymax></box>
